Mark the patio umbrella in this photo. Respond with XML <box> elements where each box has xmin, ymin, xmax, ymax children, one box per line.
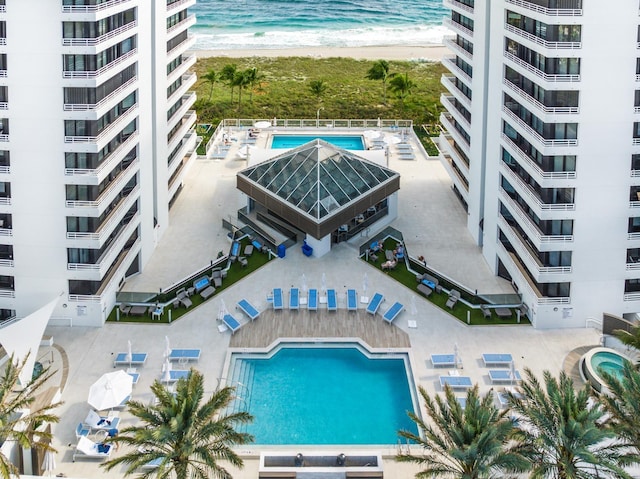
<box><xmin>162</xmin><ymin>357</ymin><xmax>172</xmax><ymax>384</ymax></box>
<box><xmin>41</xmin><ymin>450</ymin><xmax>56</xmax><ymax>477</ymax></box>
<box><xmin>164</xmin><ymin>335</ymin><xmax>171</xmax><ymax>359</ymax></box>
<box><xmin>219</xmin><ymin>299</ymin><xmax>227</xmax><ymax>320</ymax></box>
<box><xmin>363</xmin><ymin>130</ymin><xmax>381</xmax><ymax>139</ymax></box>
<box><xmin>384</xmin><ymin>135</ymin><xmax>402</xmax><ymax>145</ymax></box>
<box><xmin>126</xmin><ymin>339</ymin><xmax>132</xmax><ymax>367</ymax></box>
<box><xmin>236</xmin><ymin>145</ymin><xmax>254</xmax><ymax>159</ymax></box>
<box><xmin>88</xmin><ymin>370</ymin><xmax>133</xmax><ymax>411</ymax></box>
<box><xmin>301</xmin><ymin>273</ymin><xmax>307</xmax><ymax>293</ymax></box>
<box><xmin>510</xmin><ymin>360</ymin><xmax>517</xmax><ymax>386</ymax></box>
<box><xmin>454</xmin><ymin>343</ymin><xmax>460</xmax><ymax>368</ymax></box>
<box><xmin>254</xmin><ymin>120</ymin><xmax>271</xmax><ymax>129</ymax></box>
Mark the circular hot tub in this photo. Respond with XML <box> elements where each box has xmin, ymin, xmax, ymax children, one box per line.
<box><xmin>579</xmin><ymin>347</ymin><xmax>630</xmax><ymax>394</ymax></box>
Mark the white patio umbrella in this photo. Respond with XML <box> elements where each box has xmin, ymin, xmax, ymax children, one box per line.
<box><xmin>363</xmin><ymin>130</ymin><xmax>381</xmax><ymax>139</ymax></box>
<box><xmin>236</xmin><ymin>145</ymin><xmax>254</xmax><ymax>159</ymax></box>
<box><xmin>88</xmin><ymin>370</ymin><xmax>133</xmax><ymax>411</ymax></box>
<box><xmin>126</xmin><ymin>339</ymin><xmax>132</xmax><ymax>367</ymax></box>
<box><xmin>301</xmin><ymin>273</ymin><xmax>308</xmax><ymax>293</ymax></box>
<box><xmin>454</xmin><ymin>343</ymin><xmax>460</xmax><ymax>368</ymax></box>
<box><xmin>254</xmin><ymin>120</ymin><xmax>271</xmax><ymax>129</ymax></box>
<box><xmin>219</xmin><ymin>298</ymin><xmax>227</xmax><ymax>320</ymax></box>
<box><xmin>41</xmin><ymin>450</ymin><xmax>56</xmax><ymax>477</ymax></box>
<box><xmin>162</xmin><ymin>357</ymin><xmax>172</xmax><ymax>384</ymax></box>
<box><xmin>384</xmin><ymin>135</ymin><xmax>402</xmax><ymax>145</ymax></box>
<box><xmin>164</xmin><ymin>335</ymin><xmax>171</xmax><ymax>359</ymax></box>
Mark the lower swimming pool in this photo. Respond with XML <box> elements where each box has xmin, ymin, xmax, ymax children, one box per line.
<box><xmin>271</xmin><ymin>135</ymin><xmax>365</xmax><ymax>150</ymax></box>
<box><xmin>226</xmin><ymin>344</ymin><xmax>418</xmax><ymax>445</ymax></box>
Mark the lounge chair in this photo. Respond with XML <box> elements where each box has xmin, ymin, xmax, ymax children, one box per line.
<box><xmin>239</xmin><ymin>256</ymin><xmax>248</xmax><ymax>267</ymax></box>
<box><xmin>431</xmin><ymin>354</ymin><xmax>458</xmax><ymax>368</ymax></box>
<box><xmin>211</xmin><ymin>268</ymin><xmax>225</xmax><ymax>287</ymax></box>
<box><xmin>230</xmin><ymin>241</ymin><xmax>240</xmax><ymax>262</ymax></box>
<box><xmin>84</xmin><ymin>410</ymin><xmax>120</xmax><ymax>432</ymax></box>
<box><xmin>439</xmin><ymin>375</ymin><xmax>473</xmax><ymax>390</ymax></box>
<box><xmin>168</xmin><ymin>349</ymin><xmax>201</xmax><ymax>362</ymax></box>
<box><xmin>73</xmin><ymin>436</ymin><xmax>113</xmax><ymax>462</ymax></box>
<box><xmin>481</xmin><ymin>305</ymin><xmax>492</xmax><ymax>319</ymax></box>
<box><xmin>366</xmin><ymin>293</ymin><xmax>384</xmax><ymax>315</ymax></box>
<box><xmin>383</xmin><ymin>302</ymin><xmax>404</xmax><ymax>323</ymax></box>
<box><xmin>289</xmin><ymin>288</ymin><xmax>299</xmax><ymax>310</ymax></box>
<box><xmin>176</xmin><ymin>288</ymin><xmax>192</xmax><ymax>308</ymax></box>
<box><xmin>165</xmin><ymin>369</ymin><xmax>189</xmax><ymax>383</ymax></box>
<box><xmin>76</xmin><ymin>423</ymin><xmax>90</xmax><ymax>439</ymax></box>
<box><xmin>446</xmin><ymin>289</ymin><xmax>460</xmax><ymax>309</ymax></box>
<box><xmin>252</xmin><ymin>239</ymin><xmax>265</xmax><ymax>252</ymax></box>
<box><xmin>272</xmin><ymin>288</ymin><xmax>284</xmax><ymax>310</ymax></box>
<box><xmin>347</xmin><ymin>289</ymin><xmax>357</xmax><ymax>311</ymax></box>
<box><xmin>221</xmin><ymin>313</ymin><xmax>241</xmax><ymax>335</ymax></box>
<box><xmin>118</xmin><ymin>303</ymin><xmax>131</xmax><ymax>315</ymax></box>
<box><xmin>141</xmin><ymin>457</ymin><xmax>164</xmax><ymax>471</ymax></box>
<box><xmin>326</xmin><ymin>289</ymin><xmax>337</xmax><ymax>311</ymax></box>
<box><xmin>193</xmin><ymin>276</ymin><xmax>210</xmax><ymax>293</ymax></box>
<box><xmin>481</xmin><ymin>353</ymin><xmax>513</xmax><ymax>366</ymax></box>
<box><xmin>200</xmin><ymin>285</ymin><xmax>216</xmax><ymax>300</ymax></box>
<box><xmin>237</xmin><ymin>299</ymin><xmax>260</xmax><ymax>320</ymax></box>
<box><xmin>489</xmin><ymin>369</ymin><xmax>522</xmax><ymax>384</ymax></box>
<box><xmin>113</xmin><ymin>352</ymin><xmax>148</xmax><ymax>368</ymax></box>
<box><xmin>128</xmin><ymin>371</ymin><xmax>139</xmax><ymax>385</ymax></box>
<box><xmin>307</xmin><ymin>289</ymin><xmax>318</xmax><ymax>311</ymax></box>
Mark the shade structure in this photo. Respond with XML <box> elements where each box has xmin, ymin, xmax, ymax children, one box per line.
<box><xmin>254</xmin><ymin>120</ymin><xmax>271</xmax><ymax>129</ymax></box>
<box><xmin>88</xmin><ymin>370</ymin><xmax>133</xmax><ymax>410</ymax></box>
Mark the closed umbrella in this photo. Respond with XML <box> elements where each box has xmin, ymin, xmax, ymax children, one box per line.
<box><xmin>162</xmin><ymin>357</ymin><xmax>172</xmax><ymax>384</ymax></box>
<box><xmin>126</xmin><ymin>339</ymin><xmax>132</xmax><ymax>367</ymax></box>
<box><xmin>88</xmin><ymin>370</ymin><xmax>133</xmax><ymax>411</ymax></box>
<box><xmin>165</xmin><ymin>335</ymin><xmax>171</xmax><ymax>359</ymax></box>
<box><xmin>454</xmin><ymin>343</ymin><xmax>460</xmax><ymax>369</ymax></box>
<box><xmin>42</xmin><ymin>450</ymin><xmax>56</xmax><ymax>477</ymax></box>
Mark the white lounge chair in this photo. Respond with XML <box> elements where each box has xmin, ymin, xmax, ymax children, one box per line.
<box><xmin>73</xmin><ymin>436</ymin><xmax>113</xmax><ymax>462</ymax></box>
<box><xmin>84</xmin><ymin>409</ymin><xmax>120</xmax><ymax>432</ymax></box>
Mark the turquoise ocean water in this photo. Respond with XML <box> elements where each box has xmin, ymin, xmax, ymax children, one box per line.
<box><xmin>191</xmin><ymin>0</ymin><xmax>449</xmax><ymax>50</ymax></box>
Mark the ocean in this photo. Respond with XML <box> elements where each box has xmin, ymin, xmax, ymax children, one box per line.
<box><xmin>190</xmin><ymin>0</ymin><xmax>450</xmax><ymax>51</ymax></box>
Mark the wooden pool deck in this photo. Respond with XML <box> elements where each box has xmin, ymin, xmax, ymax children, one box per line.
<box><xmin>228</xmin><ymin>307</ymin><xmax>411</xmax><ymax>349</ymax></box>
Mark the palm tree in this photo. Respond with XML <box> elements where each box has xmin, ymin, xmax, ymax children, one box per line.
<box><xmin>396</xmin><ymin>384</ymin><xmax>528</xmax><ymax>478</ymax></box>
<box><xmin>389</xmin><ymin>73</ymin><xmax>415</xmax><ymax>109</ymax></box>
<box><xmin>201</xmin><ymin>68</ymin><xmax>218</xmax><ymax>102</ymax></box>
<box><xmin>102</xmin><ymin>369</ymin><xmax>254</xmax><ymax>479</ymax></box>
<box><xmin>0</xmin><ymin>353</ymin><xmax>62</xmax><ymax>478</ymax></box>
<box><xmin>507</xmin><ymin>368</ymin><xmax>634</xmax><ymax>479</ymax></box>
<box><xmin>308</xmin><ymin>79</ymin><xmax>328</xmax><ymax>104</ymax></box>
<box><xmin>245</xmin><ymin>67</ymin><xmax>265</xmax><ymax>102</ymax></box>
<box><xmin>219</xmin><ymin>64</ymin><xmax>238</xmax><ymax>102</ymax></box>
<box><xmin>365</xmin><ymin>60</ymin><xmax>392</xmax><ymax>103</ymax></box>
<box><xmin>600</xmin><ymin>359</ymin><xmax>640</xmax><ymax>454</ymax></box>
<box><xmin>233</xmin><ymin>69</ymin><xmax>252</xmax><ymax>108</ymax></box>
<box><xmin>613</xmin><ymin>323</ymin><xmax>640</xmax><ymax>355</ymax></box>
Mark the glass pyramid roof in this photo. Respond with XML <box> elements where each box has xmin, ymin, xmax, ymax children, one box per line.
<box><xmin>239</xmin><ymin>139</ymin><xmax>399</xmax><ymax>221</ymax></box>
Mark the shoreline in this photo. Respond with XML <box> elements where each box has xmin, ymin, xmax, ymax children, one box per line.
<box><xmin>192</xmin><ymin>45</ymin><xmax>448</xmax><ymax>62</ymax></box>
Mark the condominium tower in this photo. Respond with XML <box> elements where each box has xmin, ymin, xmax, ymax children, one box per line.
<box><xmin>439</xmin><ymin>0</ymin><xmax>639</xmax><ymax>328</ymax></box>
<box><xmin>0</xmin><ymin>0</ymin><xmax>197</xmax><ymax>326</ymax></box>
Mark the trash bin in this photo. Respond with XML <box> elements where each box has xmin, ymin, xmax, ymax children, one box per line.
<box><xmin>302</xmin><ymin>241</ymin><xmax>313</xmax><ymax>257</ymax></box>
<box><xmin>277</xmin><ymin>244</ymin><xmax>286</xmax><ymax>258</ymax></box>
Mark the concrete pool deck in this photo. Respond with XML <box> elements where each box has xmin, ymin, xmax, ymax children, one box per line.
<box><xmin>43</xmin><ymin>129</ymin><xmax>602</xmax><ymax>478</ymax></box>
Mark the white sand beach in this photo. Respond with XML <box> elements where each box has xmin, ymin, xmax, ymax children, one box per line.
<box><xmin>193</xmin><ymin>45</ymin><xmax>448</xmax><ymax>61</ymax></box>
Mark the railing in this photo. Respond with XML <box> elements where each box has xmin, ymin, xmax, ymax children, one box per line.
<box><xmin>65</xmin><ymin>132</ymin><xmax>138</xmax><ymax>178</ymax></box>
<box><xmin>443</xmin><ymin>0</ymin><xmax>474</xmax><ymax>14</ymax></box>
<box><xmin>442</xmin><ymin>56</ymin><xmax>473</xmax><ymax>85</ymax></box>
<box><xmin>441</xmin><ymin>75</ymin><xmax>472</xmax><ymax>110</ymax></box>
<box><xmin>633</xmin><ymin>138</ymin><xmax>640</xmax><ymax>146</ymax></box>
<box><xmin>65</xmin><ymin>168</ymin><xmax>139</xmax><ymax>209</ymax></box>
<box><xmin>167</xmin><ymin>0</ymin><xmax>196</xmax><ymax>12</ymax></box>
<box><xmin>62</xmin><ymin>0</ymin><xmax>132</xmax><ymax>13</ymax></box>
<box><xmin>501</xmin><ymin>133</ymin><xmax>576</xmax><ymax>179</ymax></box>
<box><xmin>67</xmin><ymin>210</ymin><xmax>139</xmax><ymax>242</ymax></box>
<box><xmin>442</xmin><ymin>18</ymin><xmax>474</xmax><ymax>39</ymax></box>
<box><xmin>505</xmin><ymin>0</ymin><xmax>582</xmax><ymax>16</ymax></box>
<box><xmin>64</xmin><ymin>104</ymin><xmax>138</xmax><ymax>143</ymax></box>
<box><xmin>503</xmin><ymin>79</ymin><xmax>579</xmax><ymax>114</ymax></box>
<box><xmin>623</xmin><ymin>292</ymin><xmax>640</xmax><ymax>301</ymax></box>
<box><xmin>63</xmin><ymin>49</ymin><xmax>137</xmax><ymax>79</ymax></box>
<box><xmin>504</xmin><ymin>23</ymin><xmax>581</xmax><ymax>50</ymax></box>
<box><xmin>441</xmin><ymin>95</ymin><xmax>471</xmax><ymax>131</ymax></box>
<box><xmin>626</xmin><ymin>262</ymin><xmax>640</xmax><ymax>270</ymax></box>
<box><xmin>0</xmin><ymin>259</ymin><xmax>13</xmax><ymax>267</ymax></box>
<box><xmin>628</xmin><ymin>232</ymin><xmax>640</xmax><ymax>240</ymax></box>
<box><xmin>167</xmin><ymin>14</ymin><xmax>196</xmax><ymax>35</ymax></box>
<box><xmin>504</xmin><ymin>51</ymin><xmax>580</xmax><ymax>82</ymax></box>
<box><xmin>502</xmin><ymin>106</ymin><xmax>578</xmax><ymax>147</ymax></box>
<box><xmin>62</xmin><ymin>21</ymin><xmax>137</xmax><ymax>47</ymax></box>
<box><xmin>442</xmin><ymin>37</ymin><xmax>473</xmax><ymax>63</ymax></box>
<box><xmin>221</xmin><ymin>118</ymin><xmax>414</xmax><ymax>130</ymax></box>
<box><xmin>439</xmin><ymin>113</ymin><xmax>470</xmax><ymax>148</ymax></box>
<box><xmin>0</xmin><ymin>288</ymin><xmax>14</xmax><ymax>298</ymax></box>
<box><xmin>63</xmin><ymin>76</ymin><xmax>137</xmax><ymax>111</ymax></box>
<box><xmin>500</xmin><ymin>167</ymin><xmax>575</xmax><ymax>211</ymax></box>
<box><xmin>68</xmin><ymin>294</ymin><xmax>101</xmax><ymax>302</ymax></box>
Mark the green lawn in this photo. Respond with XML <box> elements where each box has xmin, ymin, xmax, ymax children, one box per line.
<box><xmin>364</xmin><ymin>239</ymin><xmax>529</xmax><ymax>326</ymax></box>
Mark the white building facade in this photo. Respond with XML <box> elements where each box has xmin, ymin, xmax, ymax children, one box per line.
<box><xmin>439</xmin><ymin>0</ymin><xmax>640</xmax><ymax>328</ymax></box>
<box><xmin>0</xmin><ymin>0</ymin><xmax>197</xmax><ymax>326</ymax></box>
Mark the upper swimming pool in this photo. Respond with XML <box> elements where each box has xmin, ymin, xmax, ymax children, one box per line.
<box><xmin>270</xmin><ymin>135</ymin><xmax>365</xmax><ymax>150</ymax></box>
<box><xmin>226</xmin><ymin>344</ymin><xmax>418</xmax><ymax>445</ymax></box>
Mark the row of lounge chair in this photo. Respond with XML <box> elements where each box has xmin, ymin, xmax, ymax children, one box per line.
<box><xmin>112</xmin><ymin>349</ymin><xmax>201</xmax><ymax>368</ymax></box>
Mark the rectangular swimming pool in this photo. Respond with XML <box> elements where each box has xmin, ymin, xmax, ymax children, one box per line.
<box><xmin>225</xmin><ymin>344</ymin><xmax>418</xmax><ymax>445</ymax></box>
<box><xmin>270</xmin><ymin>135</ymin><xmax>365</xmax><ymax>150</ymax></box>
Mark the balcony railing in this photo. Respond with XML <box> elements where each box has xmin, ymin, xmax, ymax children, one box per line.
<box><xmin>442</xmin><ymin>56</ymin><xmax>473</xmax><ymax>86</ymax></box>
<box><xmin>167</xmin><ymin>0</ymin><xmax>196</xmax><ymax>12</ymax></box>
<box><xmin>65</xmin><ymin>131</ymin><xmax>138</xmax><ymax>180</ymax></box>
<box><xmin>439</xmin><ymin>112</ymin><xmax>470</xmax><ymax>149</ymax></box>
<box><xmin>504</xmin><ymin>51</ymin><xmax>580</xmax><ymax>82</ymax></box>
<box><xmin>501</xmin><ymin>133</ymin><xmax>577</xmax><ymax>180</ymax></box>
<box><xmin>504</xmin><ymin>23</ymin><xmax>581</xmax><ymax>50</ymax></box>
<box><xmin>442</xmin><ymin>18</ymin><xmax>474</xmax><ymax>39</ymax></box>
<box><xmin>441</xmin><ymin>94</ymin><xmax>471</xmax><ymax>131</ymax></box>
<box><xmin>502</xmin><ymin>106</ymin><xmax>578</xmax><ymax>147</ymax></box>
<box><xmin>62</xmin><ymin>0</ymin><xmax>132</xmax><ymax>13</ymax></box>
<box><xmin>167</xmin><ymin>14</ymin><xmax>196</xmax><ymax>35</ymax></box>
<box><xmin>65</xmin><ymin>167</ymin><xmax>139</xmax><ymax>210</ymax></box>
<box><xmin>501</xmin><ymin>167</ymin><xmax>575</xmax><ymax>211</ymax></box>
<box><xmin>62</xmin><ymin>21</ymin><xmax>137</xmax><ymax>47</ymax></box>
<box><xmin>0</xmin><ymin>259</ymin><xmax>13</xmax><ymax>267</ymax></box>
<box><xmin>505</xmin><ymin>0</ymin><xmax>583</xmax><ymax>16</ymax></box>
<box><xmin>443</xmin><ymin>37</ymin><xmax>473</xmax><ymax>63</ymax></box>
<box><xmin>63</xmin><ymin>49</ymin><xmax>137</xmax><ymax>79</ymax></box>
<box><xmin>624</xmin><ymin>291</ymin><xmax>640</xmax><ymax>302</ymax></box>
<box><xmin>441</xmin><ymin>75</ymin><xmax>472</xmax><ymax>111</ymax></box>
<box><xmin>0</xmin><ymin>288</ymin><xmax>14</xmax><ymax>298</ymax></box>
<box><xmin>503</xmin><ymin>79</ymin><xmax>579</xmax><ymax>114</ymax></box>
<box><xmin>443</xmin><ymin>0</ymin><xmax>474</xmax><ymax>14</ymax></box>
<box><xmin>64</xmin><ymin>104</ymin><xmax>138</xmax><ymax>144</ymax></box>
<box><xmin>63</xmin><ymin>76</ymin><xmax>137</xmax><ymax>112</ymax></box>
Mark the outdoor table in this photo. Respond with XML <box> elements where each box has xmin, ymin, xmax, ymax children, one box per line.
<box><xmin>495</xmin><ymin>307</ymin><xmax>512</xmax><ymax>319</ymax></box>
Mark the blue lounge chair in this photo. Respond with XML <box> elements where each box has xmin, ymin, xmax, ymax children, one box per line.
<box><xmin>166</xmin><ymin>370</ymin><xmax>189</xmax><ymax>383</ymax></box>
<box><xmin>222</xmin><ymin>313</ymin><xmax>241</xmax><ymax>334</ymax></box>
<box><xmin>327</xmin><ymin>289</ymin><xmax>337</xmax><ymax>311</ymax></box>
<box><xmin>128</xmin><ymin>372</ymin><xmax>139</xmax><ymax>385</ymax></box>
<box><xmin>193</xmin><ymin>276</ymin><xmax>210</xmax><ymax>293</ymax></box>
<box><xmin>439</xmin><ymin>375</ymin><xmax>473</xmax><ymax>390</ymax></box>
<box><xmin>431</xmin><ymin>354</ymin><xmax>458</xmax><ymax>368</ymax></box>
<box><xmin>289</xmin><ymin>288</ymin><xmax>299</xmax><ymax>310</ymax></box>
<box><xmin>347</xmin><ymin>289</ymin><xmax>357</xmax><ymax>311</ymax></box>
<box><xmin>237</xmin><ymin>299</ymin><xmax>260</xmax><ymax>320</ymax></box>
<box><xmin>272</xmin><ymin>288</ymin><xmax>284</xmax><ymax>310</ymax></box>
<box><xmin>307</xmin><ymin>289</ymin><xmax>318</xmax><ymax>311</ymax></box>
<box><xmin>482</xmin><ymin>353</ymin><xmax>513</xmax><ymax>366</ymax></box>
<box><xmin>489</xmin><ymin>369</ymin><xmax>522</xmax><ymax>384</ymax></box>
<box><xmin>230</xmin><ymin>241</ymin><xmax>240</xmax><ymax>260</ymax></box>
<box><xmin>383</xmin><ymin>301</ymin><xmax>404</xmax><ymax>323</ymax></box>
<box><xmin>76</xmin><ymin>423</ymin><xmax>90</xmax><ymax>439</ymax></box>
<box><xmin>113</xmin><ymin>352</ymin><xmax>148</xmax><ymax>368</ymax></box>
<box><xmin>169</xmin><ymin>349</ymin><xmax>201</xmax><ymax>362</ymax></box>
<box><xmin>366</xmin><ymin>292</ymin><xmax>384</xmax><ymax>315</ymax></box>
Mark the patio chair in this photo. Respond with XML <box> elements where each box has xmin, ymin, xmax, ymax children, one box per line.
<box><xmin>176</xmin><ymin>288</ymin><xmax>192</xmax><ymax>308</ymax></box>
<box><xmin>211</xmin><ymin>268</ymin><xmax>224</xmax><ymax>287</ymax></box>
<box><xmin>75</xmin><ymin>423</ymin><xmax>90</xmax><ymax>439</ymax></box>
<box><xmin>118</xmin><ymin>303</ymin><xmax>131</xmax><ymax>315</ymax></box>
<box><xmin>237</xmin><ymin>299</ymin><xmax>260</xmax><ymax>320</ymax></box>
<box><xmin>366</xmin><ymin>293</ymin><xmax>385</xmax><ymax>315</ymax></box>
<box><xmin>168</xmin><ymin>349</ymin><xmax>201</xmax><ymax>362</ymax></box>
<box><xmin>113</xmin><ymin>352</ymin><xmax>148</xmax><ymax>368</ymax></box>
<box><xmin>221</xmin><ymin>313</ymin><xmax>241</xmax><ymax>335</ymax></box>
<box><xmin>383</xmin><ymin>302</ymin><xmax>404</xmax><ymax>324</ymax></box>
<box><xmin>84</xmin><ymin>410</ymin><xmax>120</xmax><ymax>432</ymax></box>
<box><xmin>446</xmin><ymin>289</ymin><xmax>460</xmax><ymax>309</ymax></box>
<box><xmin>481</xmin><ymin>305</ymin><xmax>492</xmax><ymax>319</ymax></box>
<box><xmin>73</xmin><ymin>436</ymin><xmax>113</xmax><ymax>462</ymax></box>
<box><xmin>239</xmin><ymin>256</ymin><xmax>248</xmax><ymax>267</ymax></box>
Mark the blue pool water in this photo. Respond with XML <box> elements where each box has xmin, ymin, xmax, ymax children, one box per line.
<box><xmin>271</xmin><ymin>135</ymin><xmax>365</xmax><ymax>150</ymax></box>
<box><xmin>591</xmin><ymin>351</ymin><xmax>625</xmax><ymax>379</ymax></box>
<box><xmin>229</xmin><ymin>346</ymin><xmax>417</xmax><ymax>444</ymax></box>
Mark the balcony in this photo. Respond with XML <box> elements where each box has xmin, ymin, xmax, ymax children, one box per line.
<box><xmin>0</xmin><ymin>288</ymin><xmax>14</xmax><ymax>298</ymax></box>
<box><xmin>168</xmin><ymin>131</ymin><xmax>197</xmax><ymax>176</ymax></box>
<box><xmin>439</xmin><ymin>140</ymin><xmax>470</xmax><ymax>196</ymax></box>
<box><xmin>167</xmin><ymin>72</ymin><xmax>197</xmax><ymax>105</ymax></box>
<box><xmin>504</xmin><ymin>23</ymin><xmax>581</xmax><ymax>51</ymax></box>
<box><xmin>167</xmin><ymin>53</ymin><xmax>196</xmax><ymax>84</ymax></box>
<box><xmin>63</xmin><ymin>76</ymin><xmax>137</xmax><ymax>114</ymax></box>
<box><xmin>441</xmin><ymin>94</ymin><xmax>471</xmax><ymax>131</ymax></box>
<box><xmin>63</xmin><ymin>49</ymin><xmax>137</xmax><ymax>81</ymax></box>
<box><xmin>442</xmin><ymin>56</ymin><xmax>472</xmax><ymax>86</ymax></box>
<box><xmin>443</xmin><ymin>0</ymin><xmax>474</xmax><ymax>14</ymax></box>
<box><xmin>503</xmin><ymin>79</ymin><xmax>578</xmax><ymax>116</ymax></box>
<box><xmin>504</xmin><ymin>51</ymin><xmax>580</xmax><ymax>83</ymax></box>
<box><xmin>501</xmin><ymin>167</ymin><xmax>575</xmax><ymax>213</ymax></box>
<box><xmin>439</xmin><ymin>112</ymin><xmax>470</xmax><ymax>149</ymax></box>
<box><xmin>502</xmin><ymin>106</ymin><xmax>577</xmax><ymax>148</ymax></box>
<box><xmin>62</xmin><ymin>21</ymin><xmax>137</xmax><ymax>47</ymax></box>
<box><xmin>500</xmin><ymin>191</ymin><xmax>574</xmax><ymax>247</ymax></box>
<box><xmin>442</xmin><ymin>18</ymin><xmax>474</xmax><ymax>40</ymax></box>
<box><xmin>505</xmin><ymin>0</ymin><xmax>582</xmax><ymax>16</ymax></box>
<box><xmin>168</xmin><ymin>110</ymin><xmax>196</xmax><ymax>151</ymax></box>
<box><xmin>167</xmin><ymin>92</ymin><xmax>196</xmax><ymax>130</ymax></box>
<box><xmin>441</xmin><ymin>75</ymin><xmax>472</xmax><ymax>111</ymax></box>
<box><xmin>167</xmin><ymin>14</ymin><xmax>196</xmax><ymax>35</ymax></box>
<box><xmin>501</xmin><ymin>133</ymin><xmax>577</xmax><ymax>182</ymax></box>
<box><xmin>443</xmin><ymin>36</ymin><xmax>473</xmax><ymax>63</ymax></box>
<box><xmin>67</xmin><ymin>202</ymin><xmax>140</xmax><ymax>250</ymax></box>
<box><xmin>167</xmin><ymin>0</ymin><xmax>197</xmax><ymax>13</ymax></box>
<box><xmin>61</xmin><ymin>0</ymin><xmax>134</xmax><ymax>22</ymax></box>
<box><xmin>64</xmin><ymin>104</ymin><xmax>138</xmax><ymax>152</ymax></box>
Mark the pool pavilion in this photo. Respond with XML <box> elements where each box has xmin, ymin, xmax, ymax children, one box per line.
<box><xmin>236</xmin><ymin>139</ymin><xmax>401</xmax><ymax>257</ymax></box>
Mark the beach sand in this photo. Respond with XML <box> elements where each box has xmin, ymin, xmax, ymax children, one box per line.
<box><xmin>193</xmin><ymin>45</ymin><xmax>448</xmax><ymax>61</ymax></box>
